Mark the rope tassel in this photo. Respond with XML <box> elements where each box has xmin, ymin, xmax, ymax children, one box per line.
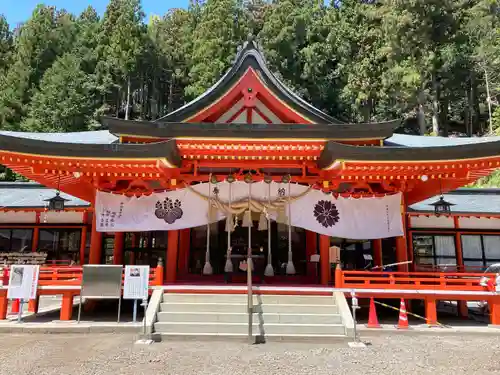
<box><xmin>242</xmin><ymin>210</ymin><xmax>253</xmax><ymax>227</ymax></box>
<box><xmin>258</xmin><ymin>211</ymin><xmax>268</xmax><ymax>231</ymax></box>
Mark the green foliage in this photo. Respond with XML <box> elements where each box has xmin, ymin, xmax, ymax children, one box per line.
<box><xmin>0</xmin><ymin>0</ymin><xmax>497</xmax><ymax>135</ymax></box>
<box><xmin>186</xmin><ymin>0</ymin><xmax>248</xmax><ymax>98</ymax></box>
<box><xmin>22</xmin><ymin>53</ymin><xmax>96</xmax><ymax>132</ymax></box>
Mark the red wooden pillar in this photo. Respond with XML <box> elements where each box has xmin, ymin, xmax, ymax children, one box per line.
<box><xmin>490</xmin><ymin>296</ymin><xmax>500</xmax><ymax>326</ymax></box>
<box><xmin>113</xmin><ymin>232</ymin><xmax>124</xmax><ymax>265</ymax></box>
<box><xmin>166</xmin><ymin>230</ymin><xmax>179</xmax><ymax>284</ymax></box>
<box><xmin>425</xmin><ymin>297</ymin><xmax>438</xmax><ymax>326</ymax></box>
<box><xmin>0</xmin><ymin>291</ymin><xmax>7</xmax><ymax>320</ymax></box>
<box><xmin>28</xmin><ymin>296</ymin><xmax>39</xmax><ymax>313</ymax></box>
<box><xmin>372</xmin><ymin>239</ymin><xmax>383</xmax><ymax>267</ymax></box>
<box><xmin>453</xmin><ymin>217</ymin><xmax>468</xmax><ymax>318</ymax></box>
<box><xmin>178</xmin><ymin>229</ymin><xmax>190</xmax><ymax>277</ymax></box>
<box><xmin>60</xmin><ymin>293</ymin><xmax>74</xmax><ymax>321</ymax></box>
<box><xmin>11</xmin><ymin>299</ymin><xmax>20</xmax><ymax>314</ymax></box>
<box><xmin>31</xmin><ymin>227</ymin><xmax>39</xmax><ymax>252</ymax></box>
<box><xmin>306</xmin><ymin>231</ymin><xmax>318</xmax><ymax>278</ymax></box>
<box><xmin>79</xmin><ymin>226</ymin><xmax>87</xmax><ymax>265</ymax></box>
<box><xmin>396</xmin><ymin>204</ymin><xmax>409</xmax><ymax>272</ymax></box>
<box><xmin>130</xmin><ymin>233</ymin><xmax>138</xmax><ymax>265</ymax></box>
<box><xmin>319</xmin><ymin>235</ymin><xmax>330</xmax><ymax>286</ymax></box>
<box><xmin>88</xmin><ymin>214</ymin><xmax>103</xmax><ymax>264</ymax></box>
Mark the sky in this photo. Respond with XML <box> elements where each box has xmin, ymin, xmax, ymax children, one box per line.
<box><xmin>1</xmin><ymin>0</ymin><xmax>189</xmax><ymax>28</ymax></box>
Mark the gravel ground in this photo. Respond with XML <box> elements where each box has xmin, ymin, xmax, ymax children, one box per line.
<box><xmin>0</xmin><ymin>333</ymin><xmax>499</xmax><ymax>375</ymax></box>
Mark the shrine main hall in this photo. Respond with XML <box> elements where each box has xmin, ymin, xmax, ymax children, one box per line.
<box><xmin>0</xmin><ymin>40</ymin><xmax>500</xmax><ymax>285</ymax></box>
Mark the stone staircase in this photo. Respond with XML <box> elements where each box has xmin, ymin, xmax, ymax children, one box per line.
<box><xmin>153</xmin><ymin>293</ymin><xmax>351</xmax><ymax>339</ymax></box>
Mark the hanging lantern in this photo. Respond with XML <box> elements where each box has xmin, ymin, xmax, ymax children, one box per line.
<box><xmin>44</xmin><ymin>192</ymin><xmax>69</xmax><ymax>211</ymax></box>
<box><xmin>210</xmin><ymin>174</ymin><xmax>218</xmax><ymax>185</ymax></box>
<box><xmin>429</xmin><ymin>196</ymin><xmax>454</xmax><ymax>216</ymax></box>
<box><xmin>227</xmin><ymin>174</ymin><xmax>236</xmax><ymax>183</ymax></box>
<box><xmin>264</xmin><ymin>175</ymin><xmax>273</xmax><ymax>184</ymax></box>
<box><xmin>244</xmin><ymin>173</ymin><xmax>253</xmax><ymax>184</ymax></box>
<box><xmin>281</xmin><ymin>174</ymin><xmax>291</xmax><ymax>184</ymax></box>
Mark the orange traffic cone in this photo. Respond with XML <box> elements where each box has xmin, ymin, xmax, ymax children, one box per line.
<box><xmin>366</xmin><ymin>297</ymin><xmax>381</xmax><ymax>328</ymax></box>
<box><xmin>396</xmin><ymin>298</ymin><xmax>409</xmax><ymax>329</ymax></box>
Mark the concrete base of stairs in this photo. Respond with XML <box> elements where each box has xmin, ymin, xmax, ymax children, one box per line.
<box><xmin>153</xmin><ymin>333</ymin><xmax>349</xmax><ymax>344</ymax></box>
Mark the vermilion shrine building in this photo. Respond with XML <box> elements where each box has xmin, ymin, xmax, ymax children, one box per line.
<box><xmin>1</xmin><ymin>41</ymin><xmax>500</xmax><ymax>285</ymax></box>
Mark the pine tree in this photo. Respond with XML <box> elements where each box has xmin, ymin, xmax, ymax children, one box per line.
<box><xmin>186</xmin><ymin>0</ymin><xmax>248</xmax><ymax>98</ymax></box>
<box><xmin>23</xmin><ymin>53</ymin><xmax>96</xmax><ymax>132</ymax></box>
<box><xmin>100</xmin><ymin>0</ymin><xmax>145</xmax><ymax>120</ymax></box>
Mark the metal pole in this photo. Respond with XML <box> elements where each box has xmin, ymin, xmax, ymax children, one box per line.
<box><xmin>247</xmin><ymin>182</ymin><xmax>253</xmax><ymax>344</ymax></box>
<box><xmin>17</xmin><ymin>299</ymin><xmax>23</xmax><ymax>323</ymax></box>
<box><xmin>133</xmin><ymin>299</ymin><xmax>138</xmax><ymax>323</ymax></box>
<box><xmin>77</xmin><ymin>295</ymin><xmax>82</xmax><ymax>323</ymax></box>
<box><xmin>117</xmin><ymin>297</ymin><xmax>122</xmax><ymax>323</ymax></box>
<box><xmin>351</xmin><ymin>290</ymin><xmax>358</xmax><ymax>342</ymax></box>
<box><xmin>141</xmin><ymin>297</ymin><xmax>148</xmax><ymax>337</ymax></box>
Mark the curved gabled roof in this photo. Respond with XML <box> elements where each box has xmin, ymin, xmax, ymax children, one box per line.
<box><xmin>156</xmin><ymin>40</ymin><xmax>343</xmax><ymax>124</ymax></box>
<box><xmin>318</xmin><ymin>138</ymin><xmax>500</xmax><ymax>169</ymax></box>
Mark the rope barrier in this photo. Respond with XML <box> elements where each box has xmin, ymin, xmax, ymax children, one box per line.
<box><xmin>373</xmin><ymin>300</ymin><xmax>450</xmax><ymax>328</ymax></box>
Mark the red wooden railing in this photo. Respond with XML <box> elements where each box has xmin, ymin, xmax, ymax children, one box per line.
<box><xmin>337</xmin><ymin>269</ymin><xmax>494</xmax><ymax>292</ymax></box>
<box><xmin>1</xmin><ymin>265</ymin><xmax>164</xmax><ymax>288</ymax></box>
<box><xmin>414</xmin><ymin>265</ymin><xmax>488</xmax><ymax>273</ymax></box>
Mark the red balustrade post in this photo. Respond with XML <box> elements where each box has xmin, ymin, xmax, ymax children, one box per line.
<box><xmin>28</xmin><ymin>296</ymin><xmax>39</xmax><ymax>314</ymax></box>
<box><xmin>60</xmin><ymin>293</ymin><xmax>74</xmax><ymax>321</ymax></box>
<box><xmin>425</xmin><ymin>297</ymin><xmax>438</xmax><ymax>326</ymax></box>
<box><xmin>11</xmin><ymin>299</ymin><xmax>20</xmax><ymax>314</ymax></box>
<box><xmin>334</xmin><ymin>264</ymin><xmax>343</xmax><ymax>288</ymax></box>
<box><xmin>0</xmin><ymin>290</ymin><xmax>7</xmax><ymax>320</ymax></box>
<box><xmin>490</xmin><ymin>296</ymin><xmax>500</xmax><ymax>326</ymax></box>
<box><xmin>155</xmin><ymin>258</ymin><xmax>164</xmax><ymax>286</ymax></box>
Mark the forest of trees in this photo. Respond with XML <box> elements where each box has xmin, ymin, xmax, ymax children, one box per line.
<box><xmin>0</xmin><ymin>0</ymin><xmax>499</xmax><ymax>182</ymax></box>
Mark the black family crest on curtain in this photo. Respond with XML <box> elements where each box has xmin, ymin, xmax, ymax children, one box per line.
<box><xmin>314</xmin><ymin>200</ymin><xmax>340</xmax><ymax>228</ymax></box>
<box><xmin>155</xmin><ymin>198</ymin><xmax>183</xmax><ymax>224</ymax></box>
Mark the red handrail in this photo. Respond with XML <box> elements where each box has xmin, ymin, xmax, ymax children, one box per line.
<box><xmin>338</xmin><ymin>270</ymin><xmax>494</xmax><ymax>291</ymax></box>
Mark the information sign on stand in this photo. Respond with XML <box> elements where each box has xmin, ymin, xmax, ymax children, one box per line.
<box><xmin>77</xmin><ymin>265</ymin><xmax>123</xmax><ymax>323</ymax></box>
<box><xmin>123</xmin><ymin>266</ymin><xmax>150</xmax><ymax>323</ymax></box>
<box><xmin>7</xmin><ymin>265</ymin><xmax>40</xmax><ymax>323</ymax></box>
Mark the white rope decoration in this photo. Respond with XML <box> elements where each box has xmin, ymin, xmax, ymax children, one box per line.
<box><xmin>203</xmin><ymin>177</ymin><xmax>213</xmax><ymax>275</ymax></box>
<box><xmin>264</xmin><ymin>181</ymin><xmax>274</xmax><ymax>277</ymax></box>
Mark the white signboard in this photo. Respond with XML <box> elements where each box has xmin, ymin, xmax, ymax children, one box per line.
<box><xmin>123</xmin><ymin>265</ymin><xmax>150</xmax><ymax>300</ymax></box>
<box><xmin>7</xmin><ymin>265</ymin><xmax>39</xmax><ymax>300</ymax></box>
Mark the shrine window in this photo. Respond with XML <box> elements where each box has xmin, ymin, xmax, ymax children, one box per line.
<box><xmin>412</xmin><ymin>234</ymin><xmax>456</xmax><ymax>269</ymax></box>
<box><xmin>38</xmin><ymin>229</ymin><xmax>81</xmax><ymax>264</ymax></box>
<box><xmin>0</xmin><ymin>229</ymin><xmax>33</xmax><ymax>253</ymax></box>
<box><xmin>461</xmin><ymin>234</ymin><xmax>500</xmax><ymax>269</ymax></box>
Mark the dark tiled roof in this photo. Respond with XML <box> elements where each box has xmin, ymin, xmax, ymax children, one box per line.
<box><xmin>385</xmin><ymin>133</ymin><xmax>500</xmax><ymax>147</ymax></box>
<box><xmin>0</xmin><ymin>130</ymin><xmax>118</xmax><ymax>144</ymax></box>
<box><xmin>409</xmin><ymin>188</ymin><xmax>500</xmax><ymax>214</ymax></box>
<box><xmin>0</xmin><ymin>182</ymin><xmax>89</xmax><ymax>208</ymax></box>
<box><xmin>156</xmin><ymin>40</ymin><xmax>343</xmax><ymax>124</ymax></box>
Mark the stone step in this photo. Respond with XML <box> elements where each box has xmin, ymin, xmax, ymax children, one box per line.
<box><xmin>154</xmin><ymin>322</ymin><xmax>346</xmax><ymax>336</ymax></box>
<box><xmin>160</xmin><ymin>302</ymin><xmax>339</xmax><ymax>314</ymax></box>
<box><xmin>162</xmin><ymin>293</ymin><xmax>337</xmax><ymax>306</ymax></box>
<box><xmin>157</xmin><ymin>311</ymin><xmax>343</xmax><ymax>324</ymax></box>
